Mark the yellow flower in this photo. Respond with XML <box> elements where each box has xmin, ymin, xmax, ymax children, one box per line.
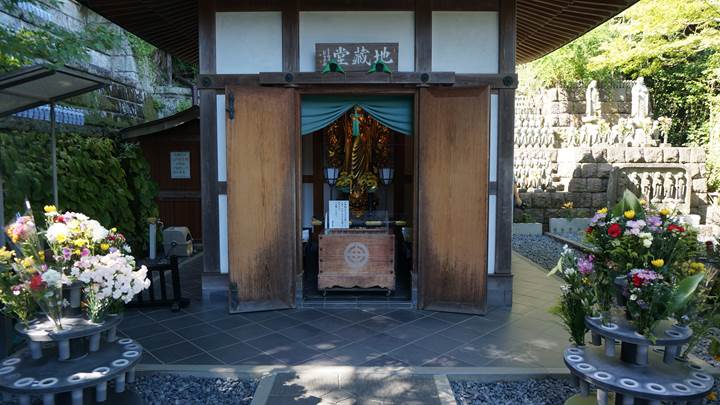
<box><xmin>43</xmin><ymin>205</ymin><xmax>57</xmax><ymax>213</ymax></box>
<box><xmin>639</xmin><ymin>199</ymin><xmax>647</xmax><ymax>206</ymax></box>
<box><xmin>659</xmin><ymin>208</ymin><xmax>670</xmax><ymax>216</ymax></box>
<box><xmin>38</xmin><ymin>251</ymin><xmax>44</xmax><ymax>261</ymax></box>
<box><xmin>73</xmin><ymin>249</ymin><xmax>81</xmax><ymax>256</ymax></box>
<box><xmin>624</xmin><ymin>210</ymin><xmax>636</xmax><ymax>220</ymax></box>
<box><xmin>110</xmin><ymin>227</ymin><xmax>117</xmax><ymax>233</ymax></box>
<box><xmin>651</xmin><ymin>259</ymin><xmax>664</xmax><ymax>268</ymax></box>
<box><xmin>597</xmin><ymin>208</ymin><xmax>608</xmax><ymax>214</ymax></box>
<box><xmin>56</xmin><ymin>233</ymin><xmax>67</xmax><ymax>243</ymax></box>
<box><xmin>21</xmin><ymin>257</ymin><xmax>34</xmax><ymax>268</ymax></box>
<box><xmin>690</xmin><ymin>262</ymin><xmax>705</xmax><ymax>272</ymax></box>
<box><xmin>0</xmin><ymin>247</ymin><xmax>14</xmax><ymax>263</ymax></box>
<box><xmin>562</xmin><ymin>202</ymin><xmax>574</xmax><ymax>209</ymax></box>
<box><xmin>100</xmin><ymin>243</ymin><xmax>110</xmax><ymax>251</ymax></box>
<box><xmin>73</xmin><ymin>239</ymin><xmax>86</xmax><ymax>247</ymax></box>
<box><xmin>708</xmin><ymin>392</ymin><xmax>718</xmax><ymax>401</ymax></box>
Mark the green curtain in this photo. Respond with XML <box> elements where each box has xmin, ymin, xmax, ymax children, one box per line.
<box><xmin>301</xmin><ymin>95</ymin><xmax>413</xmax><ymax>136</ymax></box>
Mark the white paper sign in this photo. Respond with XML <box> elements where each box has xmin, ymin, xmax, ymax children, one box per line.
<box><xmin>170</xmin><ymin>151</ymin><xmax>191</xmax><ymax>179</ymax></box>
<box><xmin>328</xmin><ymin>200</ymin><xmax>350</xmax><ymax>229</ymax></box>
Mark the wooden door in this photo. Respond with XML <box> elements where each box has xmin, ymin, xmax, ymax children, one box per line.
<box><xmin>226</xmin><ymin>87</ymin><xmax>298</xmax><ymax>313</ymax></box>
<box><xmin>417</xmin><ymin>87</ymin><xmax>490</xmax><ymax>314</ymax></box>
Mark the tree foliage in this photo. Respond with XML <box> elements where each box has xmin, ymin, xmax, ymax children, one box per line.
<box><xmin>521</xmin><ymin>0</ymin><xmax>720</xmax><ymax>146</ymax></box>
<box><xmin>0</xmin><ymin>131</ymin><xmax>159</xmax><ymax>255</ymax></box>
<box><xmin>0</xmin><ymin>0</ymin><xmax>123</xmax><ymax>73</ymax></box>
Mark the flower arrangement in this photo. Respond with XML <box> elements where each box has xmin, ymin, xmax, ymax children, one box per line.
<box><xmin>549</xmin><ymin>246</ymin><xmax>595</xmax><ymax>346</ymax></box>
<box><xmin>3</xmin><ymin>203</ymin><xmax>150</xmax><ymax>329</ymax></box>
<box><xmin>553</xmin><ymin>190</ymin><xmax>707</xmax><ymax>341</ymax></box>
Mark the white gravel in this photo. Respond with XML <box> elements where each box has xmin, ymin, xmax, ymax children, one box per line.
<box><xmin>451</xmin><ymin>378</ymin><xmax>578</xmax><ymax>405</ymax></box>
<box><xmin>512</xmin><ymin>234</ymin><xmax>571</xmax><ymax>270</ymax></box>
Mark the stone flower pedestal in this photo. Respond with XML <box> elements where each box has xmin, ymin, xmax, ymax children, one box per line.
<box><xmin>564</xmin><ymin>315</ymin><xmax>713</xmax><ymax>404</ymax></box>
<box><xmin>0</xmin><ymin>315</ymin><xmax>142</xmax><ymax>405</ymax></box>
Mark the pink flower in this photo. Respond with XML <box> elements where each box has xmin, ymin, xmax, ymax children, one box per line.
<box><xmin>577</xmin><ymin>255</ymin><xmax>594</xmax><ymax>275</ymax></box>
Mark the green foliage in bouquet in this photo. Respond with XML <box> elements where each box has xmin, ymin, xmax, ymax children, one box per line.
<box><xmin>0</xmin><ymin>247</ymin><xmax>37</xmax><ymax>326</ymax></box>
<box><xmin>549</xmin><ymin>247</ymin><xmax>595</xmax><ymax>346</ymax></box>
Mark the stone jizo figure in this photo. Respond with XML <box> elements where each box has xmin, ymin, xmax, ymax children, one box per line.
<box><xmin>664</xmin><ymin>173</ymin><xmax>675</xmax><ymax>200</ymax></box>
<box><xmin>641</xmin><ymin>172</ymin><xmax>653</xmax><ymax>199</ymax></box>
<box><xmin>631</xmin><ymin>76</ymin><xmax>650</xmax><ymax>124</ymax></box>
<box><xmin>585</xmin><ymin>80</ymin><xmax>601</xmax><ymax>120</ymax></box>
<box><xmin>675</xmin><ymin>172</ymin><xmax>687</xmax><ymax>200</ymax></box>
<box><xmin>652</xmin><ymin>172</ymin><xmax>663</xmax><ymax>201</ymax></box>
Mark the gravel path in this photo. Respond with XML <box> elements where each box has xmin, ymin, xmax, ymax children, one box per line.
<box><xmin>692</xmin><ymin>328</ymin><xmax>720</xmax><ymax>368</ymax></box>
<box><xmin>131</xmin><ymin>374</ymin><xmax>258</xmax><ymax>405</ymax></box>
<box><xmin>452</xmin><ymin>378</ymin><xmax>720</xmax><ymax>405</ymax></box>
<box><xmin>512</xmin><ymin>234</ymin><xmax>570</xmax><ymax>270</ymax></box>
<box><xmin>451</xmin><ymin>378</ymin><xmax>578</xmax><ymax>405</ymax></box>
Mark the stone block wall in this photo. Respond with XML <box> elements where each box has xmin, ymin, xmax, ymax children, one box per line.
<box><xmin>515</xmin><ymin>146</ymin><xmax>710</xmax><ymax>228</ymax></box>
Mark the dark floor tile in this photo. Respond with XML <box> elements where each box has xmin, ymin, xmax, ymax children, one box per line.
<box><xmin>278</xmin><ymin>323</ymin><xmax>324</xmax><ymax>341</ymax></box>
<box><xmin>412</xmin><ymin>334</ymin><xmax>463</xmax><ymax>355</ymax></box>
<box><xmin>326</xmin><ymin>342</ymin><xmax>383</xmax><ymax>365</ymax></box>
<box><xmin>121</xmin><ymin>322</ymin><xmax>169</xmax><ymax>339</ymax></box>
<box><xmin>269</xmin><ymin>342</ymin><xmax>321</xmax><ymax>365</ymax></box>
<box><xmin>209</xmin><ymin>315</ymin><xmax>254</xmax><ymax>330</ymax></box>
<box><xmin>119</xmin><ymin>313</ymin><xmax>155</xmax><ymax>329</ymax></box>
<box><xmin>240</xmin><ymin>311</ymin><xmax>286</xmax><ymax>322</ymax></box>
<box><xmin>422</xmin><ymin>354</ymin><xmax>473</xmax><ymax>367</ymax></box>
<box><xmin>357</xmin><ymin>333</ymin><xmax>408</xmax><ymax>353</ymax></box>
<box><xmin>209</xmin><ymin>341</ymin><xmax>262</xmax><ymax>364</ymax></box>
<box><xmin>258</xmin><ymin>316</ymin><xmax>303</xmax><ymax>331</ymax></box>
<box><xmin>152</xmin><ymin>341</ymin><xmax>204</xmax><ymax>363</ymax></box>
<box><xmin>300</xmin><ymin>354</ymin><xmax>344</xmax><ymax>366</ymax></box>
<box><xmin>283</xmin><ymin>309</ymin><xmax>327</xmax><ymax>322</ymax></box>
<box><xmin>236</xmin><ymin>354</ymin><xmax>285</xmax><ymax>365</ymax></box>
<box><xmin>191</xmin><ymin>332</ymin><xmax>240</xmax><ymax>351</ymax></box>
<box><xmin>382</xmin><ymin>310</ymin><xmax>427</xmax><ymax>323</ymax></box>
<box><xmin>360</xmin><ymin>354</ymin><xmax>409</xmax><ymax>367</ymax></box>
<box><xmin>332</xmin><ymin>310</ymin><xmax>376</xmax><ymax>323</ymax></box>
<box><xmin>139</xmin><ymin>352</ymin><xmax>161</xmax><ymax>365</ymax></box>
<box><xmin>171</xmin><ymin>352</ymin><xmax>223</xmax><ymax>365</ymax></box>
<box><xmin>406</xmin><ymin>316</ymin><xmax>452</xmax><ymax>332</ymax></box>
<box><xmin>225</xmin><ymin>324</ymin><xmax>274</xmax><ymax>341</ymax></box>
<box><xmin>333</xmin><ymin>325</ymin><xmax>379</xmax><ymax>342</ymax></box>
<box><xmin>386</xmin><ymin>344</ymin><xmax>438</xmax><ymax>366</ymax></box>
<box><xmin>457</xmin><ymin>316</ymin><xmax>506</xmax><ymax>336</ymax></box>
<box><xmin>137</xmin><ymin>331</ymin><xmax>185</xmax><ymax>351</ymax></box>
<box><xmin>308</xmin><ymin>316</ymin><xmax>354</xmax><ymax>332</ymax></box>
<box><xmin>437</xmin><ymin>325</ymin><xmax>483</xmax><ymax>343</ymax></box>
<box><xmin>301</xmin><ymin>333</ymin><xmax>349</xmax><ymax>352</ymax></box>
<box><xmin>194</xmin><ymin>309</ymin><xmax>233</xmax><ymax>323</ymax></box>
<box><xmin>246</xmin><ymin>333</ymin><xmax>295</xmax><ymax>354</ymax></box>
<box><xmin>384</xmin><ymin>323</ymin><xmax>428</xmax><ymax>341</ymax></box>
<box><xmin>174</xmin><ymin>323</ymin><xmax>223</xmax><ymax>340</ymax></box>
<box><xmin>158</xmin><ymin>314</ymin><xmax>204</xmax><ymax>330</ymax></box>
<box><xmin>356</xmin><ymin>316</ymin><xmax>402</xmax><ymax>332</ymax></box>
<box><xmin>429</xmin><ymin>311</ymin><xmax>477</xmax><ymax>324</ymax></box>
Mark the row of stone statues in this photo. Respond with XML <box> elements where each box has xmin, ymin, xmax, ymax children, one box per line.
<box><xmin>515</xmin><ymin>127</ymin><xmax>555</xmax><ymax>148</ymax></box>
<box><xmin>585</xmin><ymin>77</ymin><xmax>650</xmax><ymax>124</ymax></box>
<box><xmin>515</xmin><ymin>151</ymin><xmax>555</xmax><ymax>191</ymax></box>
<box><xmin>618</xmin><ymin>170</ymin><xmax>688</xmax><ymax>203</ymax></box>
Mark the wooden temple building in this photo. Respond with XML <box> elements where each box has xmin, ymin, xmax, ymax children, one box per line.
<box><xmin>80</xmin><ymin>0</ymin><xmax>637</xmax><ymax>315</ymax></box>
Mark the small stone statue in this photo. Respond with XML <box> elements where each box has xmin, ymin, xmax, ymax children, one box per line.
<box><xmin>641</xmin><ymin>172</ymin><xmax>653</xmax><ymax>200</ymax></box>
<box><xmin>631</xmin><ymin>77</ymin><xmax>650</xmax><ymax>124</ymax></box>
<box><xmin>675</xmin><ymin>172</ymin><xmax>687</xmax><ymax>200</ymax></box>
<box><xmin>664</xmin><ymin>173</ymin><xmax>675</xmax><ymax>200</ymax></box>
<box><xmin>631</xmin><ymin>172</ymin><xmax>642</xmax><ymax>195</ymax></box>
<box><xmin>585</xmin><ymin>80</ymin><xmax>601</xmax><ymax>121</ymax></box>
<box><xmin>653</xmin><ymin>172</ymin><xmax>664</xmax><ymax>201</ymax></box>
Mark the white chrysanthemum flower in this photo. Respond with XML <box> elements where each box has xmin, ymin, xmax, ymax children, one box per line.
<box><xmin>46</xmin><ymin>223</ymin><xmax>70</xmax><ymax>243</ymax></box>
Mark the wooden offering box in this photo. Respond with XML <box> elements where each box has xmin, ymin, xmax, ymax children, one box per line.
<box><xmin>318</xmin><ymin>229</ymin><xmax>395</xmax><ymax>292</ymax></box>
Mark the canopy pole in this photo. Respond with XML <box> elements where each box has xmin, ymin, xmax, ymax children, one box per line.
<box><xmin>50</xmin><ymin>101</ymin><xmax>58</xmax><ymax>207</ymax></box>
<box><xmin>0</xmin><ymin>157</ymin><xmax>4</xmax><ymax>246</ymax></box>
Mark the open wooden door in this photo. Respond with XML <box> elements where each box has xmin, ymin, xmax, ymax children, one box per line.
<box><xmin>417</xmin><ymin>87</ymin><xmax>490</xmax><ymax>314</ymax></box>
<box><xmin>226</xmin><ymin>86</ymin><xmax>298</xmax><ymax>313</ymax></box>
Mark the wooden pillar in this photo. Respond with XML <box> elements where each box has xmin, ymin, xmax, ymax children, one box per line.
<box><xmin>495</xmin><ymin>0</ymin><xmax>517</xmax><ymax>277</ymax></box>
<box><xmin>414</xmin><ymin>0</ymin><xmax>432</xmax><ymax>72</ymax></box>
<box><xmin>199</xmin><ymin>0</ymin><xmax>219</xmax><ymax>274</ymax></box>
<box><xmin>282</xmin><ymin>0</ymin><xmax>299</xmax><ymax>72</ymax></box>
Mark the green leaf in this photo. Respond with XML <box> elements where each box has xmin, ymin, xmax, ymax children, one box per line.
<box><xmin>669</xmin><ymin>273</ymin><xmax>705</xmax><ymax>314</ymax></box>
<box><xmin>548</xmin><ymin>257</ymin><xmax>563</xmax><ymax>277</ymax></box>
<box><xmin>611</xmin><ymin>190</ymin><xmax>643</xmax><ymax>217</ymax></box>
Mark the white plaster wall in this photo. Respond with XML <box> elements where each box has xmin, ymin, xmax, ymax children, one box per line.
<box><xmin>299</xmin><ymin>12</ymin><xmax>415</xmax><ymax>72</ymax></box>
<box><xmin>218</xmin><ymin>195</ymin><xmax>229</xmax><ymax>274</ymax></box>
<box><xmin>216</xmin><ymin>12</ymin><xmax>283</xmax><ymax>74</ymax></box>
<box><xmin>490</xmin><ymin>94</ymin><xmax>498</xmax><ymax>182</ymax></box>
<box><xmin>302</xmin><ymin>183</ymin><xmax>314</xmax><ymax>228</ymax></box>
<box><xmin>216</xmin><ymin>95</ymin><xmax>227</xmax><ymax>182</ymax></box>
<box><xmin>487</xmin><ymin>195</ymin><xmax>497</xmax><ymax>275</ymax></box>
<box><xmin>432</xmin><ymin>12</ymin><xmax>499</xmax><ymax>74</ymax></box>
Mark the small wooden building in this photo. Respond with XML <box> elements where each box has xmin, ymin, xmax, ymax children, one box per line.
<box><xmin>83</xmin><ymin>0</ymin><xmax>637</xmax><ymax>315</ymax></box>
<box><xmin>121</xmin><ymin>106</ymin><xmax>202</xmax><ymax>241</ymax></box>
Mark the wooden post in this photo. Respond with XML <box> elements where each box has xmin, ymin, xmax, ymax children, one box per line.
<box><xmin>494</xmin><ymin>0</ymin><xmax>516</xmax><ymax>278</ymax></box>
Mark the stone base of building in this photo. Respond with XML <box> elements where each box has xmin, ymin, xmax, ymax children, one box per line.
<box><xmin>487</xmin><ymin>273</ymin><xmax>514</xmax><ymax>308</ymax></box>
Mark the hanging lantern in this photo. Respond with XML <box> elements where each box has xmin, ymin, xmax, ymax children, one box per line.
<box><xmin>324</xmin><ymin>167</ymin><xmax>340</xmax><ymax>186</ymax></box>
<box><xmin>379</xmin><ymin>167</ymin><xmax>394</xmax><ymax>186</ymax></box>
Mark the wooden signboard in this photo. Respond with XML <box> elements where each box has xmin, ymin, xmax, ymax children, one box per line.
<box><xmin>318</xmin><ymin>229</ymin><xmax>395</xmax><ymax>291</ymax></box>
<box><xmin>315</xmin><ymin>43</ymin><xmax>399</xmax><ymax>72</ymax></box>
